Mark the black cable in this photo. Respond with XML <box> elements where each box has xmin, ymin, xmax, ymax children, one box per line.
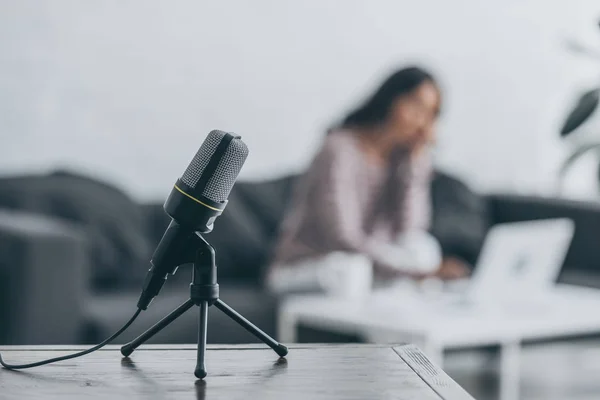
<box><xmin>0</xmin><ymin>308</ymin><xmax>142</xmax><ymax>370</ymax></box>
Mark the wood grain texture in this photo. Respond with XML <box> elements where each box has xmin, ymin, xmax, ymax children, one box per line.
<box><xmin>0</xmin><ymin>344</ymin><xmax>474</xmax><ymax>400</ymax></box>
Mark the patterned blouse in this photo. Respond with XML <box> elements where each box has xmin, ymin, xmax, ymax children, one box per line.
<box><xmin>270</xmin><ymin>130</ymin><xmax>433</xmax><ymax>274</ymax></box>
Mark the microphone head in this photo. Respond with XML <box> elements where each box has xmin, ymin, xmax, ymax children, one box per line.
<box><xmin>180</xmin><ymin>130</ymin><xmax>249</xmax><ymax>202</ymax></box>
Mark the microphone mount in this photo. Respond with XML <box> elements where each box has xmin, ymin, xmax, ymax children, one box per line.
<box><xmin>121</xmin><ymin>233</ymin><xmax>288</xmax><ymax>379</ymax></box>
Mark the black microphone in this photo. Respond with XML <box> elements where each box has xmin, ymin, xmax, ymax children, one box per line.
<box><xmin>137</xmin><ymin>130</ymin><xmax>249</xmax><ymax>310</ymax></box>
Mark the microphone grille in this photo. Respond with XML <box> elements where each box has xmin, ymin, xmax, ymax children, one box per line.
<box><xmin>181</xmin><ymin>130</ymin><xmax>249</xmax><ymax>202</ymax></box>
<box><xmin>181</xmin><ymin>131</ymin><xmax>224</xmax><ymax>187</ymax></box>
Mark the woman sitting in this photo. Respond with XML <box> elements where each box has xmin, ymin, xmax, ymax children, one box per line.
<box><xmin>267</xmin><ymin>66</ymin><xmax>468</xmax><ymax>296</ymax></box>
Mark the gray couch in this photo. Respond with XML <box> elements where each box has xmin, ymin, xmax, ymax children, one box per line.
<box><xmin>0</xmin><ymin>211</ymin><xmax>88</xmax><ymax>344</ymax></box>
<box><xmin>0</xmin><ymin>172</ymin><xmax>296</xmax><ymax>345</ymax></box>
<box><xmin>1</xmin><ymin>171</ymin><xmax>600</xmax><ymax>345</ymax></box>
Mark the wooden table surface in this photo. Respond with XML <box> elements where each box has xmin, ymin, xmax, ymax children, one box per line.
<box><xmin>0</xmin><ymin>344</ymin><xmax>474</xmax><ymax>400</ymax></box>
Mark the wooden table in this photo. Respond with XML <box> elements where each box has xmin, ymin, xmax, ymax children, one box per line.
<box><xmin>0</xmin><ymin>344</ymin><xmax>474</xmax><ymax>399</ymax></box>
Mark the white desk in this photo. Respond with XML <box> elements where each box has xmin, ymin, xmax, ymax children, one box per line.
<box><xmin>278</xmin><ymin>284</ymin><xmax>600</xmax><ymax>400</ymax></box>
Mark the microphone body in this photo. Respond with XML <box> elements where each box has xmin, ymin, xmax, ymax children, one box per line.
<box><xmin>137</xmin><ymin>130</ymin><xmax>249</xmax><ymax>310</ymax></box>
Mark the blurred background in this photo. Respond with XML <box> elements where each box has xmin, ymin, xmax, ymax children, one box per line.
<box><xmin>2</xmin><ymin>1</ymin><xmax>600</xmax><ymax>399</ymax></box>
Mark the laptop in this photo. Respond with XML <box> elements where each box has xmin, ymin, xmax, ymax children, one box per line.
<box><xmin>464</xmin><ymin>218</ymin><xmax>575</xmax><ymax>301</ymax></box>
<box><xmin>378</xmin><ymin>218</ymin><xmax>576</xmax><ymax>310</ymax></box>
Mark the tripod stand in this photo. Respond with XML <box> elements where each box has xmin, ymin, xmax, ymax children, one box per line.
<box><xmin>120</xmin><ymin>233</ymin><xmax>288</xmax><ymax>379</ymax></box>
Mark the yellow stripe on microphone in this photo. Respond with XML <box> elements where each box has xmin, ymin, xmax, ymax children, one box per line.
<box><xmin>173</xmin><ymin>185</ymin><xmax>222</xmax><ymax>211</ymax></box>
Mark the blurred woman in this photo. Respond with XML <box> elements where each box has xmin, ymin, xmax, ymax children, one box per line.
<box><xmin>267</xmin><ymin>66</ymin><xmax>468</xmax><ymax>297</ymax></box>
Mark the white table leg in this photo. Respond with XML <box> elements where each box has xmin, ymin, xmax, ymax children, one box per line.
<box><xmin>499</xmin><ymin>341</ymin><xmax>520</xmax><ymax>400</ymax></box>
<box><xmin>277</xmin><ymin>308</ymin><xmax>298</xmax><ymax>343</ymax></box>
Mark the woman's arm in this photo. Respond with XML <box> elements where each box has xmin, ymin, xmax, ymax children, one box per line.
<box><xmin>382</xmin><ymin>153</ymin><xmax>469</xmax><ymax>279</ymax></box>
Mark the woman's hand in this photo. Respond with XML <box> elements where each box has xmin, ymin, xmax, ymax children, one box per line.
<box><xmin>433</xmin><ymin>257</ymin><xmax>471</xmax><ymax>280</ymax></box>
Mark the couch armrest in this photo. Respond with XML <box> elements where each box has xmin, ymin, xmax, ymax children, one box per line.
<box><xmin>0</xmin><ymin>210</ymin><xmax>89</xmax><ymax>344</ymax></box>
<box><xmin>487</xmin><ymin>194</ymin><xmax>600</xmax><ymax>274</ymax></box>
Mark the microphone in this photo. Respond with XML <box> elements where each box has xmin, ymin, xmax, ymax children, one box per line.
<box><xmin>137</xmin><ymin>130</ymin><xmax>249</xmax><ymax>310</ymax></box>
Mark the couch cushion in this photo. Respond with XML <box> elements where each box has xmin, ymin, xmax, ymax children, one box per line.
<box><xmin>234</xmin><ymin>175</ymin><xmax>297</xmax><ymax>237</ymax></box>
<box><xmin>0</xmin><ymin>171</ymin><xmax>152</xmax><ymax>289</ymax></box>
<box><xmin>429</xmin><ymin>171</ymin><xmax>491</xmax><ymax>267</ymax></box>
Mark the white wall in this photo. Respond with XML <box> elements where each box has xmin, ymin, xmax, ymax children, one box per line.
<box><xmin>1</xmin><ymin>1</ymin><xmax>599</xmax><ymax>200</ymax></box>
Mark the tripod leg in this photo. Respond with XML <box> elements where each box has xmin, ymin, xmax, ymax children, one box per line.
<box><xmin>121</xmin><ymin>299</ymin><xmax>195</xmax><ymax>357</ymax></box>
<box><xmin>195</xmin><ymin>301</ymin><xmax>209</xmax><ymax>379</ymax></box>
<box><xmin>214</xmin><ymin>299</ymin><xmax>288</xmax><ymax>357</ymax></box>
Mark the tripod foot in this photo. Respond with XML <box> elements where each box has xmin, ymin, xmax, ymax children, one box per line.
<box><xmin>275</xmin><ymin>344</ymin><xmax>289</xmax><ymax>358</ymax></box>
<box><xmin>121</xmin><ymin>344</ymin><xmax>135</xmax><ymax>358</ymax></box>
<box><xmin>214</xmin><ymin>299</ymin><xmax>289</xmax><ymax>358</ymax></box>
<box><xmin>194</xmin><ymin>366</ymin><xmax>208</xmax><ymax>379</ymax></box>
<box><xmin>119</xmin><ymin>299</ymin><xmax>195</xmax><ymax>358</ymax></box>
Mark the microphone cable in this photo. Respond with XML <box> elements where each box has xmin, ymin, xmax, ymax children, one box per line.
<box><xmin>0</xmin><ymin>308</ymin><xmax>142</xmax><ymax>370</ymax></box>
